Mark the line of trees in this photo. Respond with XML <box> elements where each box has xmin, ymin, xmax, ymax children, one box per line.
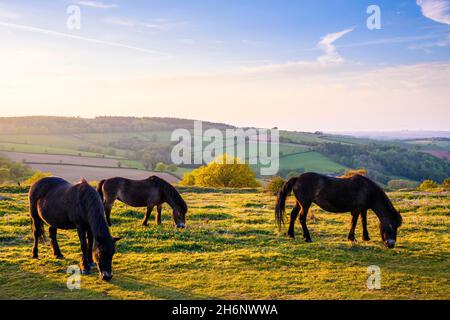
<box><xmin>316</xmin><ymin>143</ymin><xmax>450</xmax><ymax>184</ymax></box>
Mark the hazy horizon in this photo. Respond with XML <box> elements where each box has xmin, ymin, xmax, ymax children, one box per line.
<box><xmin>0</xmin><ymin>1</ymin><xmax>449</xmax><ymax>131</ymax></box>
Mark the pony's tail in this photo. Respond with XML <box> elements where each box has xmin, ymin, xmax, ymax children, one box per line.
<box><xmin>275</xmin><ymin>177</ymin><xmax>297</xmax><ymax>230</ymax></box>
<box><xmin>97</xmin><ymin>179</ymin><xmax>106</xmax><ymax>202</ymax></box>
<box><xmin>29</xmin><ymin>194</ymin><xmax>45</xmax><ymax>243</ymax></box>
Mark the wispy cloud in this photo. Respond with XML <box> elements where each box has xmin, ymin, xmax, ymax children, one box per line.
<box><xmin>318</xmin><ymin>28</ymin><xmax>354</xmax><ymax>63</ymax></box>
<box><xmin>76</xmin><ymin>1</ymin><xmax>118</xmax><ymax>9</ymax></box>
<box><xmin>417</xmin><ymin>0</ymin><xmax>450</xmax><ymax>25</ymax></box>
<box><xmin>0</xmin><ymin>21</ymin><xmax>162</xmax><ymax>55</ymax></box>
<box><xmin>408</xmin><ymin>34</ymin><xmax>450</xmax><ymax>50</ymax></box>
<box><xmin>242</xmin><ymin>28</ymin><xmax>354</xmax><ymax>75</ymax></box>
<box><xmin>103</xmin><ymin>17</ymin><xmax>183</xmax><ymax>31</ymax></box>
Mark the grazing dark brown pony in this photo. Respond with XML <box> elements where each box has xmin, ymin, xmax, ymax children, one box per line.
<box><xmin>29</xmin><ymin>177</ymin><xmax>121</xmax><ymax>281</ymax></box>
<box><xmin>97</xmin><ymin>176</ymin><xmax>187</xmax><ymax>228</ymax></box>
<box><xmin>275</xmin><ymin>172</ymin><xmax>402</xmax><ymax>248</ymax></box>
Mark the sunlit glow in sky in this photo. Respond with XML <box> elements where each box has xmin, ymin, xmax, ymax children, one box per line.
<box><xmin>0</xmin><ymin>0</ymin><xmax>449</xmax><ymax>131</ymax></box>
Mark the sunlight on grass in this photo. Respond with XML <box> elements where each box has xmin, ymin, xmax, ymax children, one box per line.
<box><xmin>0</xmin><ymin>189</ymin><xmax>449</xmax><ymax>299</ymax></box>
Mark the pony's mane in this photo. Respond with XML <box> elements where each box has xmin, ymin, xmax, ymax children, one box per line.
<box><xmin>149</xmin><ymin>176</ymin><xmax>187</xmax><ymax>213</ymax></box>
<box><xmin>78</xmin><ymin>182</ymin><xmax>111</xmax><ymax>240</ymax></box>
<box><xmin>359</xmin><ymin>175</ymin><xmax>403</xmax><ymax>227</ymax></box>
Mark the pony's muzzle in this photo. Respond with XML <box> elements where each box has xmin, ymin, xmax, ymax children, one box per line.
<box><xmin>101</xmin><ymin>271</ymin><xmax>113</xmax><ymax>281</ymax></box>
<box><xmin>385</xmin><ymin>239</ymin><xmax>396</xmax><ymax>248</ymax></box>
<box><xmin>176</xmin><ymin>223</ymin><xmax>186</xmax><ymax>229</ymax></box>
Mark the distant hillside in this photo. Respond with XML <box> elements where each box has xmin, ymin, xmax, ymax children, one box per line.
<box><xmin>332</xmin><ymin>131</ymin><xmax>450</xmax><ymax>140</ymax></box>
<box><xmin>0</xmin><ymin>116</ymin><xmax>234</xmax><ymax>134</ymax></box>
<box><xmin>0</xmin><ymin>116</ymin><xmax>448</xmax><ymax>185</ymax></box>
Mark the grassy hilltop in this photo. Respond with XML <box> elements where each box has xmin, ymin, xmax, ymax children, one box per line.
<box><xmin>0</xmin><ymin>186</ymin><xmax>448</xmax><ymax>300</ymax></box>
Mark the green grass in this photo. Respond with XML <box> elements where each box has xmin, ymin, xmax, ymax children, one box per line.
<box><xmin>0</xmin><ymin>187</ymin><xmax>448</xmax><ymax>300</ymax></box>
<box><xmin>0</xmin><ymin>142</ymin><xmax>104</xmax><ymax>157</ymax></box>
<box><xmin>279</xmin><ymin>151</ymin><xmax>347</xmax><ymax>173</ymax></box>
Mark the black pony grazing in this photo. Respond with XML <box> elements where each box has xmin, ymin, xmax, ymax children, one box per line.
<box><xmin>29</xmin><ymin>177</ymin><xmax>121</xmax><ymax>281</ymax></box>
<box><xmin>97</xmin><ymin>176</ymin><xmax>188</xmax><ymax>228</ymax></box>
<box><xmin>275</xmin><ymin>172</ymin><xmax>402</xmax><ymax>248</ymax></box>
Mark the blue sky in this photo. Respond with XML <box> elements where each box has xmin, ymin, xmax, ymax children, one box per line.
<box><xmin>0</xmin><ymin>0</ymin><xmax>449</xmax><ymax>131</ymax></box>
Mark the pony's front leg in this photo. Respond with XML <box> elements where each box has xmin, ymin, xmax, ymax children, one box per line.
<box><xmin>77</xmin><ymin>227</ymin><xmax>91</xmax><ymax>274</ymax></box>
<box><xmin>361</xmin><ymin>210</ymin><xmax>370</xmax><ymax>241</ymax></box>
<box><xmin>142</xmin><ymin>205</ymin><xmax>154</xmax><ymax>226</ymax></box>
<box><xmin>86</xmin><ymin>229</ymin><xmax>96</xmax><ymax>268</ymax></box>
<box><xmin>287</xmin><ymin>203</ymin><xmax>300</xmax><ymax>239</ymax></box>
<box><xmin>348</xmin><ymin>211</ymin><xmax>359</xmax><ymax>242</ymax></box>
<box><xmin>155</xmin><ymin>205</ymin><xmax>162</xmax><ymax>225</ymax></box>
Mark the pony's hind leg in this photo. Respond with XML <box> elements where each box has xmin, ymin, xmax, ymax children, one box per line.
<box><xmin>142</xmin><ymin>205</ymin><xmax>154</xmax><ymax>226</ymax></box>
<box><xmin>30</xmin><ymin>201</ymin><xmax>43</xmax><ymax>259</ymax></box>
<box><xmin>361</xmin><ymin>210</ymin><xmax>370</xmax><ymax>241</ymax></box>
<box><xmin>299</xmin><ymin>203</ymin><xmax>312</xmax><ymax>242</ymax></box>
<box><xmin>155</xmin><ymin>205</ymin><xmax>162</xmax><ymax>225</ymax></box>
<box><xmin>348</xmin><ymin>211</ymin><xmax>359</xmax><ymax>242</ymax></box>
<box><xmin>49</xmin><ymin>227</ymin><xmax>64</xmax><ymax>259</ymax></box>
<box><xmin>32</xmin><ymin>228</ymin><xmax>39</xmax><ymax>259</ymax></box>
<box><xmin>287</xmin><ymin>203</ymin><xmax>300</xmax><ymax>239</ymax></box>
<box><xmin>104</xmin><ymin>202</ymin><xmax>113</xmax><ymax>226</ymax></box>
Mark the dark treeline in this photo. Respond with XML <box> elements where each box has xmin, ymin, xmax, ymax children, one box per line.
<box><xmin>0</xmin><ymin>116</ymin><xmax>233</xmax><ymax>134</ymax></box>
<box><xmin>317</xmin><ymin>143</ymin><xmax>450</xmax><ymax>184</ymax></box>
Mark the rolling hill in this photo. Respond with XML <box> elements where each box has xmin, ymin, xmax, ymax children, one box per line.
<box><xmin>0</xmin><ymin>116</ymin><xmax>448</xmax><ymax>184</ymax></box>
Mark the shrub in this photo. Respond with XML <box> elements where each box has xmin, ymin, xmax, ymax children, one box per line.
<box><xmin>443</xmin><ymin>178</ymin><xmax>450</xmax><ymax>190</ymax></box>
<box><xmin>155</xmin><ymin>162</ymin><xmax>167</xmax><ymax>171</ymax></box>
<box><xmin>179</xmin><ymin>172</ymin><xmax>196</xmax><ymax>186</ymax></box>
<box><xmin>339</xmin><ymin>169</ymin><xmax>368</xmax><ymax>178</ymax></box>
<box><xmin>0</xmin><ymin>168</ymin><xmax>9</xmax><ymax>184</ymax></box>
<box><xmin>264</xmin><ymin>176</ymin><xmax>286</xmax><ymax>195</ymax></box>
<box><xmin>388</xmin><ymin>179</ymin><xmax>420</xmax><ymax>190</ymax></box>
<box><xmin>167</xmin><ymin>164</ymin><xmax>178</xmax><ymax>172</ymax></box>
<box><xmin>179</xmin><ymin>154</ymin><xmax>260</xmax><ymax>188</ymax></box>
<box><xmin>25</xmin><ymin>172</ymin><xmax>52</xmax><ymax>185</ymax></box>
<box><xmin>419</xmin><ymin>180</ymin><xmax>439</xmax><ymax>191</ymax></box>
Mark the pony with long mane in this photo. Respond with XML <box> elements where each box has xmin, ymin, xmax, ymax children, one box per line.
<box><xmin>97</xmin><ymin>176</ymin><xmax>188</xmax><ymax>228</ymax></box>
<box><xmin>275</xmin><ymin>172</ymin><xmax>402</xmax><ymax>248</ymax></box>
<box><xmin>29</xmin><ymin>177</ymin><xmax>120</xmax><ymax>281</ymax></box>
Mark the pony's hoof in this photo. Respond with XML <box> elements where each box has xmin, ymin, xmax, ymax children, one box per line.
<box><xmin>142</xmin><ymin>222</ymin><xmax>148</xmax><ymax>227</ymax></box>
<box><xmin>363</xmin><ymin>236</ymin><xmax>371</xmax><ymax>241</ymax></box>
<box><xmin>287</xmin><ymin>233</ymin><xmax>295</xmax><ymax>239</ymax></box>
<box><xmin>32</xmin><ymin>255</ymin><xmax>39</xmax><ymax>259</ymax></box>
<box><xmin>55</xmin><ymin>254</ymin><xmax>65</xmax><ymax>259</ymax></box>
<box><xmin>81</xmin><ymin>269</ymin><xmax>91</xmax><ymax>275</ymax></box>
<box><xmin>304</xmin><ymin>238</ymin><xmax>313</xmax><ymax>243</ymax></box>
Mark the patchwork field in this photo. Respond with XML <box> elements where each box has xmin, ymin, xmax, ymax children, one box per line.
<box><xmin>0</xmin><ymin>187</ymin><xmax>448</xmax><ymax>300</ymax></box>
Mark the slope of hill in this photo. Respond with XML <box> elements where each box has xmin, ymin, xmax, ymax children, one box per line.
<box><xmin>0</xmin><ymin>116</ymin><xmax>448</xmax><ymax>184</ymax></box>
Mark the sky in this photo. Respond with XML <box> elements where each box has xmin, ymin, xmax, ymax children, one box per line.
<box><xmin>0</xmin><ymin>0</ymin><xmax>449</xmax><ymax>131</ymax></box>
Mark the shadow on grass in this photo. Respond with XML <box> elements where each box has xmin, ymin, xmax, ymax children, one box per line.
<box><xmin>112</xmin><ymin>276</ymin><xmax>219</xmax><ymax>300</ymax></box>
<box><xmin>0</xmin><ymin>261</ymin><xmax>106</xmax><ymax>300</ymax></box>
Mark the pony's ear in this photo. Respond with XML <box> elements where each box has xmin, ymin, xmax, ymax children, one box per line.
<box><xmin>113</xmin><ymin>237</ymin><xmax>122</xmax><ymax>243</ymax></box>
